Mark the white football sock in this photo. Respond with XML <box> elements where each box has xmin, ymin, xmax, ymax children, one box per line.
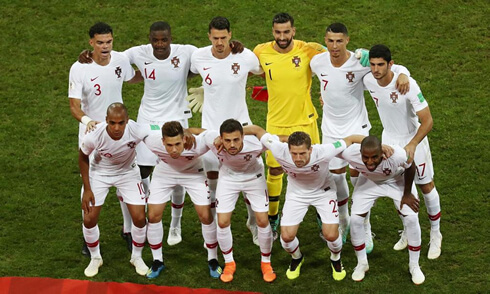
<box><xmin>280</xmin><ymin>236</ymin><xmax>302</xmax><ymax>259</ymax></box>
<box><xmin>131</xmin><ymin>223</ymin><xmax>147</xmax><ymax>259</ymax></box>
<box><xmin>118</xmin><ymin>194</ymin><xmax>132</xmax><ymax>234</ymax></box>
<box><xmin>202</xmin><ymin>219</ymin><xmax>218</xmax><ymax>261</ymax></box>
<box><xmin>404</xmin><ymin>214</ymin><xmax>422</xmax><ymax>266</ymax></box>
<box><xmin>141</xmin><ymin>176</ymin><xmax>150</xmax><ymax>199</ymax></box>
<box><xmin>327</xmin><ymin>234</ymin><xmax>342</xmax><ymax>261</ymax></box>
<box><xmin>244</xmin><ymin>194</ymin><xmax>256</xmax><ymax>227</ymax></box>
<box><xmin>423</xmin><ymin>187</ymin><xmax>441</xmax><ymax>232</ymax></box>
<box><xmin>217</xmin><ymin>224</ymin><xmax>234</xmax><ymax>263</ymax></box>
<box><xmin>350</xmin><ymin>175</ymin><xmax>358</xmax><ymax>187</ymax></box>
<box><xmin>207</xmin><ymin>179</ymin><xmax>217</xmax><ymax>219</ymax></box>
<box><xmin>332</xmin><ymin>173</ymin><xmax>350</xmax><ymax>227</ymax></box>
<box><xmin>258</xmin><ymin>225</ymin><xmax>273</xmax><ymax>262</ymax></box>
<box><xmin>170</xmin><ymin>186</ymin><xmax>185</xmax><ymax>229</ymax></box>
<box><xmin>147</xmin><ymin>222</ymin><xmax>163</xmax><ymax>261</ymax></box>
<box><xmin>83</xmin><ymin>224</ymin><xmax>101</xmax><ymax>258</ymax></box>
<box><xmin>350</xmin><ymin>214</ymin><xmax>367</xmax><ymax>263</ymax></box>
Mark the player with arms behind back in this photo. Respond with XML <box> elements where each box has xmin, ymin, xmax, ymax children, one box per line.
<box><xmin>253</xmin><ymin>12</ymin><xmax>326</xmax><ymax>238</ymax></box>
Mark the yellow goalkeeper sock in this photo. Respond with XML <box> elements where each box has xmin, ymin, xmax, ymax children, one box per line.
<box><xmin>267</xmin><ymin>172</ymin><xmax>283</xmax><ymax>216</ymax></box>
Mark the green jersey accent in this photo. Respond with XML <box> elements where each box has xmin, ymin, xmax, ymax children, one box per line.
<box><xmin>333</xmin><ymin>141</ymin><xmax>342</xmax><ymax>149</ymax></box>
<box><xmin>417</xmin><ymin>92</ymin><xmax>425</xmax><ymax>102</ymax></box>
<box><xmin>150</xmin><ymin>125</ymin><xmax>160</xmax><ymax>130</ymax></box>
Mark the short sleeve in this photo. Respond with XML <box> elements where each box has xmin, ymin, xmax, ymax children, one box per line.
<box><xmin>260</xmin><ymin>133</ymin><xmax>279</xmax><ymax>150</ymax></box>
<box><xmin>68</xmin><ymin>62</ymin><xmax>83</xmax><ymax>99</ymax></box>
<box><xmin>190</xmin><ymin>51</ymin><xmax>199</xmax><ymax>74</ymax></box>
<box><xmin>202</xmin><ymin>130</ymin><xmax>220</xmax><ymax>149</ymax></box>
<box><xmin>123</xmin><ymin>47</ymin><xmax>136</xmax><ymax>64</ymax></box>
<box><xmin>305</xmin><ymin>42</ymin><xmax>326</xmax><ymax>59</ymax></box>
<box><xmin>406</xmin><ymin>80</ymin><xmax>429</xmax><ymax>112</ymax></box>
<box><xmin>80</xmin><ymin>133</ymin><xmax>95</xmax><ymax>156</ymax></box>
<box><xmin>318</xmin><ymin>140</ymin><xmax>347</xmax><ymax>161</ymax></box>
<box><xmin>246</xmin><ymin>49</ymin><xmax>263</xmax><ymax>75</ymax></box>
<box><xmin>121</xmin><ymin>55</ymin><xmax>135</xmax><ymax>82</ymax></box>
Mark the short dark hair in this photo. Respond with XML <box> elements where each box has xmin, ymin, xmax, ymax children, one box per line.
<box><xmin>220</xmin><ymin>119</ymin><xmax>243</xmax><ymax>136</ymax></box>
<box><xmin>288</xmin><ymin>131</ymin><xmax>311</xmax><ymax>149</ymax></box>
<box><xmin>326</xmin><ymin>22</ymin><xmax>348</xmax><ymax>35</ymax></box>
<box><xmin>89</xmin><ymin>22</ymin><xmax>113</xmax><ymax>38</ymax></box>
<box><xmin>106</xmin><ymin>102</ymin><xmax>127</xmax><ymax>116</ymax></box>
<box><xmin>161</xmin><ymin>121</ymin><xmax>184</xmax><ymax>138</ymax></box>
<box><xmin>360</xmin><ymin>135</ymin><xmax>382</xmax><ymax>152</ymax></box>
<box><xmin>272</xmin><ymin>12</ymin><xmax>294</xmax><ymax>26</ymax></box>
<box><xmin>150</xmin><ymin>21</ymin><xmax>171</xmax><ymax>33</ymax></box>
<box><xmin>369</xmin><ymin>44</ymin><xmax>392</xmax><ymax>63</ymax></box>
<box><xmin>209</xmin><ymin>16</ymin><xmax>230</xmax><ymax>32</ymax></box>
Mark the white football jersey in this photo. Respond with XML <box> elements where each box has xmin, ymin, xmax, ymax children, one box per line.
<box><xmin>143</xmin><ymin>131</ymin><xmax>210</xmax><ymax>174</ymax></box>
<box><xmin>310</xmin><ymin>51</ymin><xmax>371</xmax><ymax>137</ymax></box>
<box><xmin>190</xmin><ymin>46</ymin><xmax>262</xmax><ymax>129</ymax></box>
<box><xmin>363</xmin><ymin>72</ymin><xmax>428</xmax><ymax>137</ymax></box>
<box><xmin>124</xmin><ymin>44</ymin><xmax>197</xmax><ymax>122</ymax></box>
<box><xmin>80</xmin><ymin>120</ymin><xmax>150</xmax><ymax>176</ymax></box>
<box><xmin>340</xmin><ymin>144</ymin><xmax>410</xmax><ymax>184</ymax></box>
<box><xmin>68</xmin><ymin>51</ymin><xmax>135</xmax><ymax>122</ymax></box>
<box><xmin>204</xmin><ymin>130</ymin><xmax>266</xmax><ymax>181</ymax></box>
<box><xmin>260</xmin><ymin>133</ymin><xmax>347</xmax><ymax>196</ymax></box>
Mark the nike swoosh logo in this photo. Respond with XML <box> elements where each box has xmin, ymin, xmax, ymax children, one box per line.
<box><xmin>265</xmin><ymin>62</ymin><xmax>273</xmax><ymax>65</ymax></box>
<box><xmin>203</xmin><ymin>67</ymin><xmax>211</xmax><ymax>70</ymax></box>
<box><xmin>320</xmin><ymin>73</ymin><xmax>328</xmax><ymax>77</ymax></box>
<box><xmin>369</xmin><ymin>90</ymin><xmax>375</xmax><ymax>93</ymax></box>
<box><xmin>90</xmin><ymin>77</ymin><xmax>99</xmax><ymax>81</ymax></box>
<box><xmin>335</xmin><ymin>214</ymin><xmax>339</xmax><ymax>217</ymax></box>
<box><xmin>144</xmin><ymin>62</ymin><xmax>152</xmax><ymax>65</ymax></box>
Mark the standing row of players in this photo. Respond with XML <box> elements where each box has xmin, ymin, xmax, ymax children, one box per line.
<box><xmin>69</xmin><ymin>13</ymin><xmax>442</xmax><ymax>285</ymax></box>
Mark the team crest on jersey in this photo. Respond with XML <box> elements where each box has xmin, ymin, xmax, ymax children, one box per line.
<box><xmin>127</xmin><ymin>141</ymin><xmax>136</xmax><ymax>149</ymax></box>
<box><xmin>383</xmin><ymin>168</ymin><xmax>392</xmax><ymax>175</ymax></box>
<box><xmin>346</xmin><ymin>71</ymin><xmax>355</xmax><ymax>83</ymax></box>
<box><xmin>292</xmin><ymin>56</ymin><xmax>301</xmax><ymax>67</ymax></box>
<box><xmin>390</xmin><ymin>92</ymin><xmax>398</xmax><ymax>103</ymax></box>
<box><xmin>171</xmin><ymin>56</ymin><xmax>180</xmax><ymax>68</ymax></box>
<box><xmin>231</xmin><ymin>63</ymin><xmax>240</xmax><ymax>74</ymax></box>
<box><xmin>244</xmin><ymin>154</ymin><xmax>252</xmax><ymax>161</ymax></box>
<box><xmin>311</xmin><ymin>164</ymin><xmax>320</xmax><ymax>172</ymax></box>
<box><xmin>185</xmin><ymin>156</ymin><xmax>194</xmax><ymax>160</ymax></box>
<box><xmin>115</xmin><ymin>66</ymin><xmax>122</xmax><ymax>78</ymax></box>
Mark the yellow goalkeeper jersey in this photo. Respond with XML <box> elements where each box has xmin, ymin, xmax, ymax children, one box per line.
<box><xmin>253</xmin><ymin>40</ymin><xmax>325</xmax><ymax>128</ymax></box>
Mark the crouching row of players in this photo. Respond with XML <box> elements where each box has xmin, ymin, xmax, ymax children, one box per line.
<box><xmin>80</xmin><ymin>103</ymin><xmax>425</xmax><ymax>285</ymax></box>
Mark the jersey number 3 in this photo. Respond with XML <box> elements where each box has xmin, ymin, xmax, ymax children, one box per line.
<box><xmin>94</xmin><ymin>84</ymin><xmax>101</xmax><ymax>96</ymax></box>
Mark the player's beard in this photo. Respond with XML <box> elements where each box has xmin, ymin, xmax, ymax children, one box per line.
<box><xmin>275</xmin><ymin>37</ymin><xmax>292</xmax><ymax>49</ymax></box>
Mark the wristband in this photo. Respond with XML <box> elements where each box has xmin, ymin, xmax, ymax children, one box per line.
<box><xmin>81</xmin><ymin>115</ymin><xmax>93</xmax><ymax>125</ymax></box>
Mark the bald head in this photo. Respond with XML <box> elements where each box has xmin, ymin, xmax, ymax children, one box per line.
<box><xmin>106</xmin><ymin>103</ymin><xmax>128</xmax><ymax>140</ymax></box>
<box><xmin>107</xmin><ymin>102</ymin><xmax>128</xmax><ymax>117</ymax></box>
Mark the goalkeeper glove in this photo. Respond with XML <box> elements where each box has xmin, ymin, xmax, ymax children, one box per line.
<box><xmin>355</xmin><ymin>48</ymin><xmax>370</xmax><ymax>67</ymax></box>
<box><xmin>186</xmin><ymin>87</ymin><xmax>204</xmax><ymax>113</ymax></box>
